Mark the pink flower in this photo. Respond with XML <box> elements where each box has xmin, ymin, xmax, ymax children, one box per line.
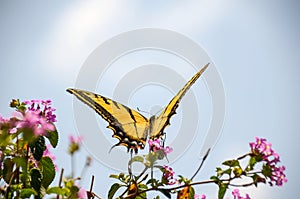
<box><xmin>9</xmin><ymin>127</ymin><xmax>17</xmax><ymax>134</ymax></box>
<box><xmin>68</xmin><ymin>135</ymin><xmax>84</xmax><ymax>154</ymax></box>
<box><xmin>194</xmin><ymin>194</ymin><xmax>206</xmax><ymax>199</ymax></box>
<box><xmin>24</xmin><ymin>99</ymin><xmax>57</xmax><ymax>123</ymax></box>
<box><xmin>270</xmin><ymin>165</ymin><xmax>288</xmax><ymax>186</ymax></box>
<box><xmin>232</xmin><ymin>189</ymin><xmax>251</xmax><ymax>199</ymax></box>
<box><xmin>249</xmin><ymin>137</ymin><xmax>287</xmax><ymax>186</ymax></box>
<box><xmin>148</xmin><ymin>138</ymin><xmax>163</xmax><ymax>152</ymax></box>
<box><xmin>69</xmin><ymin>135</ymin><xmax>84</xmax><ymax>144</ymax></box>
<box><xmin>162</xmin><ymin>165</ymin><xmax>177</xmax><ymax>185</ymax></box>
<box><xmin>164</xmin><ymin>146</ymin><xmax>173</xmax><ymax>155</ymax></box>
<box><xmin>16</xmin><ymin>110</ymin><xmax>54</xmax><ymax>136</ymax></box>
<box><xmin>77</xmin><ymin>187</ymin><xmax>87</xmax><ymax>199</ymax></box>
<box><xmin>250</xmin><ymin>137</ymin><xmax>277</xmax><ymax>162</ymax></box>
<box><xmin>148</xmin><ymin>138</ymin><xmax>173</xmax><ymax>155</ymax></box>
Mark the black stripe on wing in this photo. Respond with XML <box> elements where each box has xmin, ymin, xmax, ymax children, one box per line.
<box><xmin>67</xmin><ymin>88</ymin><xmax>120</xmax><ymax>124</ymax></box>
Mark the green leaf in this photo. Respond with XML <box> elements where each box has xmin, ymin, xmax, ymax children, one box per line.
<box><xmin>210</xmin><ymin>175</ymin><xmax>220</xmax><ymax>183</ymax></box>
<box><xmin>12</xmin><ymin>157</ymin><xmax>27</xmax><ymax>170</ymax></box>
<box><xmin>218</xmin><ymin>183</ymin><xmax>228</xmax><ymax>199</ymax></box>
<box><xmin>45</xmin><ymin>129</ymin><xmax>59</xmax><ymax>148</ymax></box>
<box><xmin>223</xmin><ymin>168</ymin><xmax>232</xmax><ymax>175</ymax></box>
<box><xmin>262</xmin><ymin>164</ymin><xmax>272</xmax><ymax>177</ymax></box>
<box><xmin>146</xmin><ymin>178</ymin><xmax>159</xmax><ymax>186</ymax></box>
<box><xmin>222</xmin><ymin>160</ymin><xmax>240</xmax><ymax>167</ymax></box>
<box><xmin>0</xmin><ymin>132</ymin><xmax>12</xmax><ymax>147</ymax></box>
<box><xmin>248</xmin><ymin>156</ymin><xmax>257</xmax><ymax>170</ymax></box>
<box><xmin>146</xmin><ymin>152</ymin><xmax>160</xmax><ymax>166</ymax></box>
<box><xmin>3</xmin><ymin>158</ymin><xmax>14</xmax><ymax>184</ymax></box>
<box><xmin>109</xmin><ymin>174</ymin><xmax>120</xmax><ymax>179</ymax></box>
<box><xmin>40</xmin><ymin>156</ymin><xmax>56</xmax><ymax>188</ymax></box>
<box><xmin>216</xmin><ymin>167</ymin><xmax>222</xmax><ymax>172</ymax></box>
<box><xmin>137</xmin><ymin>188</ymin><xmax>147</xmax><ymax>199</ymax></box>
<box><xmin>64</xmin><ymin>178</ymin><xmax>75</xmax><ymax>188</ymax></box>
<box><xmin>251</xmin><ymin>174</ymin><xmax>266</xmax><ymax>186</ymax></box>
<box><xmin>138</xmin><ymin>183</ymin><xmax>148</xmax><ymax>190</ymax></box>
<box><xmin>20</xmin><ymin>172</ymin><xmax>30</xmax><ymax>187</ymax></box>
<box><xmin>18</xmin><ymin>102</ymin><xmax>27</xmax><ymax>111</ymax></box>
<box><xmin>177</xmin><ymin>175</ymin><xmax>191</xmax><ymax>184</ymax></box>
<box><xmin>9</xmin><ymin>183</ymin><xmax>23</xmax><ymax>192</ymax></box>
<box><xmin>69</xmin><ymin>185</ymin><xmax>80</xmax><ymax>198</ymax></box>
<box><xmin>29</xmin><ymin>136</ymin><xmax>46</xmax><ymax>161</ymax></box>
<box><xmin>20</xmin><ymin>188</ymin><xmax>38</xmax><ymax>198</ymax></box>
<box><xmin>254</xmin><ymin>153</ymin><xmax>263</xmax><ymax>162</ymax></box>
<box><xmin>109</xmin><ymin>173</ymin><xmax>130</xmax><ymax>183</ymax></box>
<box><xmin>108</xmin><ymin>183</ymin><xmax>122</xmax><ymax>199</ymax></box>
<box><xmin>46</xmin><ymin>186</ymin><xmax>67</xmax><ymax>196</ymax></box>
<box><xmin>30</xmin><ymin>168</ymin><xmax>42</xmax><ymax>192</ymax></box>
<box><xmin>130</xmin><ymin>155</ymin><xmax>144</xmax><ymax>163</ymax></box>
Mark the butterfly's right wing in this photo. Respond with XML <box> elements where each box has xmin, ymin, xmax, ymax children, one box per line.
<box><xmin>149</xmin><ymin>63</ymin><xmax>209</xmax><ymax>139</ymax></box>
<box><xmin>67</xmin><ymin>88</ymin><xmax>149</xmax><ymax>151</ymax></box>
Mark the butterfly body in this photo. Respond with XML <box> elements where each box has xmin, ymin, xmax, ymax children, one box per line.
<box><xmin>67</xmin><ymin>63</ymin><xmax>209</xmax><ymax>153</ymax></box>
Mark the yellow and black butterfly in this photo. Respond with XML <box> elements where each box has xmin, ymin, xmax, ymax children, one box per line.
<box><xmin>67</xmin><ymin>63</ymin><xmax>209</xmax><ymax>153</ymax></box>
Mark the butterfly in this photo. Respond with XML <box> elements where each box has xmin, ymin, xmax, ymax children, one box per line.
<box><xmin>67</xmin><ymin>63</ymin><xmax>209</xmax><ymax>153</ymax></box>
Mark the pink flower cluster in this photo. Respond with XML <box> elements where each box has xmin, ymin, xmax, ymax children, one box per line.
<box><xmin>14</xmin><ymin>110</ymin><xmax>55</xmax><ymax>136</ymax></box>
<box><xmin>24</xmin><ymin>99</ymin><xmax>57</xmax><ymax>123</ymax></box>
<box><xmin>148</xmin><ymin>138</ymin><xmax>173</xmax><ymax>155</ymax></box>
<box><xmin>162</xmin><ymin>165</ymin><xmax>177</xmax><ymax>185</ymax></box>
<box><xmin>232</xmin><ymin>189</ymin><xmax>250</xmax><ymax>199</ymax></box>
<box><xmin>249</xmin><ymin>137</ymin><xmax>287</xmax><ymax>186</ymax></box>
<box><xmin>0</xmin><ymin>100</ymin><xmax>57</xmax><ymax>137</ymax></box>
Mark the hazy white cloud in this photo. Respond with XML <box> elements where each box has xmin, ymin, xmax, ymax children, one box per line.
<box><xmin>40</xmin><ymin>1</ymin><xmax>123</xmax><ymax>77</ymax></box>
<box><xmin>144</xmin><ymin>0</ymin><xmax>229</xmax><ymax>34</ymax></box>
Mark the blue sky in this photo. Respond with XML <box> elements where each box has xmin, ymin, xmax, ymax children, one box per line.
<box><xmin>0</xmin><ymin>1</ymin><xmax>299</xmax><ymax>198</ymax></box>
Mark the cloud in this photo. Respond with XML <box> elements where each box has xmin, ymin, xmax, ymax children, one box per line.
<box><xmin>40</xmin><ymin>1</ymin><xmax>123</xmax><ymax>78</ymax></box>
<box><xmin>144</xmin><ymin>0</ymin><xmax>229</xmax><ymax>34</ymax></box>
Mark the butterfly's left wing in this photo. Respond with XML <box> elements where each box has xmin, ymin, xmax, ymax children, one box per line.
<box><xmin>149</xmin><ymin>63</ymin><xmax>209</xmax><ymax>139</ymax></box>
<box><xmin>67</xmin><ymin>88</ymin><xmax>149</xmax><ymax>152</ymax></box>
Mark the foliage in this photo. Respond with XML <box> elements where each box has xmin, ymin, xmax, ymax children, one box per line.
<box><xmin>107</xmin><ymin>138</ymin><xmax>287</xmax><ymax>199</ymax></box>
<box><xmin>0</xmin><ymin>99</ymin><xmax>287</xmax><ymax>199</ymax></box>
<box><xmin>0</xmin><ymin>99</ymin><xmax>88</xmax><ymax>199</ymax></box>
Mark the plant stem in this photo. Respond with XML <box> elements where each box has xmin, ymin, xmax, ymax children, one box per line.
<box><xmin>191</xmin><ymin>148</ymin><xmax>210</xmax><ymax>181</ymax></box>
<box><xmin>71</xmin><ymin>154</ymin><xmax>74</xmax><ymax>178</ymax></box>
<box><xmin>56</xmin><ymin>168</ymin><xmax>64</xmax><ymax>199</ymax></box>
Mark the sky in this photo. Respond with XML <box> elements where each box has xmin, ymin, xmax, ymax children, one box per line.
<box><xmin>0</xmin><ymin>1</ymin><xmax>299</xmax><ymax>198</ymax></box>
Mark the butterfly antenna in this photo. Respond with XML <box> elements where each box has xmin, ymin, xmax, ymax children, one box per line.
<box><xmin>136</xmin><ymin>107</ymin><xmax>151</xmax><ymax>115</ymax></box>
<box><xmin>190</xmin><ymin>148</ymin><xmax>211</xmax><ymax>181</ymax></box>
